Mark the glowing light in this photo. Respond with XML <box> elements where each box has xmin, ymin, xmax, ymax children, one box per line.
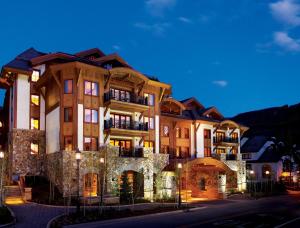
<box><xmin>178</xmin><ymin>163</ymin><xmax>182</xmax><ymax>169</ymax></box>
<box><xmin>75</xmin><ymin>151</ymin><xmax>81</xmax><ymax>160</ymax></box>
<box><xmin>0</xmin><ymin>151</ymin><xmax>4</xmax><ymax>159</ymax></box>
<box><xmin>265</xmin><ymin>170</ymin><xmax>270</xmax><ymax>175</ymax></box>
<box><xmin>250</xmin><ymin>170</ymin><xmax>254</xmax><ymax>175</ymax></box>
<box><xmin>5</xmin><ymin>197</ymin><xmax>24</xmax><ymax>205</ymax></box>
<box><xmin>100</xmin><ymin>157</ymin><xmax>105</xmax><ymax>163</ymax></box>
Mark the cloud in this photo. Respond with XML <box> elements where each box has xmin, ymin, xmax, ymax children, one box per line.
<box><xmin>212</xmin><ymin>80</ymin><xmax>228</xmax><ymax>87</ymax></box>
<box><xmin>178</xmin><ymin>16</ymin><xmax>192</xmax><ymax>24</ymax></box>
<box><xmin>145</xmin><ymin>0</ymin><xmax>176</xmax><ymax>17</ymax></box>
<box><xmin>273</xmin><ymin>31</ymin><xmax>300</xmax><ymax>51</ymax></box>
<box><xmin>112</xmin><ymin>45</ymin><xmax>120</xmax><ymax>50</ymax></box>
<box><xmin>270</xmin><ymin>0</ymin><xmax>300</xmax><ymax>26</ymax></box>
<box><xmin>134</xmin><ymin>22</ymin><xmax>171</xmax><ymax>36</ymax></box>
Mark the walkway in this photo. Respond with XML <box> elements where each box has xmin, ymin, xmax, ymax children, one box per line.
<box><xmin>8</xmin><ymin>203</ymin><xmax>70</xmax><ymax>228</ymax></box>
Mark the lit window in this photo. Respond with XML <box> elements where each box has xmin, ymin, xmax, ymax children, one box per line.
<box><xmin>31</xmin><ymin>118</ymin><xmax>39</xmax><ymax>130</ymax></box>
<box><xmin>184</xmin><ymin>128</ymin><xmax>189</xmax><ymax>138</ymax></box>
<box><xmin>144</xmin><ymin>117</ymin><xmax>154</xmax><ymax>129</ymax></box>
<box><xmin>204</xmin><ymin>129</ymin><xmax>211</xmax><ymax>139</ymax></box>
<box><xmin>84</xmin><ymin>109</ymin><xmax>98</xmax><ymax>123</ymax></box>
<box><xmin>163</xmin><ymin>125</ymin><xmax>169</xmax><ymax>137</ymax></box>
<box><xmin>64</xmin><ymin>136</ymin><xmax>73</xmax><ymax>151</ymax></box>
<box><xmin>84</xmin><ymin>137</ymin><xmax>98</xmax><ymax>151</ymax></box>
<box><xmin>30</xmin><ymin>143</ymin><xmax>39</xmax><ymax>155</ymax></box>
<box><xmin>144</xmin><ymin>141</ymin><xmax>154</xmax><ymax>148</ymax></box>
<box><xmin>64</xmin><ymin>80</ymin><xmax>73</xmax><ymax>94</ymax></box>
<box><xmin>31</xmin><ymin>95</ymin><xmax>39</xmax><ymax>106</ymax></box>
<box><xmin>84</xmin><ymin>81</ymin><xmax>99</xmax><ymax>96</ymax></box>
<box><xmin>64</xmin><ymin>108</ymin><xmax>73</xmax><ymax>122</ymax></box>
<box><xmin>175</xmin><ymin>128</ymin><xmax>181</xmax><ymax>138</ymax></box>
<box><xmin>31</xmin><ymin>70</ymin><xmax>40</xmax><ymax>82</ymax></box>
<box><xmin>144</xmin><ymin>93</ymin><xmax>154</xmax><ymax>106</ymax></box>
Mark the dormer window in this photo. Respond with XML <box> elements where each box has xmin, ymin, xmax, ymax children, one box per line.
<box><xmin>103</xmin><ymin>64</ymin><xmax>113</xmax><ymax>70</ymax></box>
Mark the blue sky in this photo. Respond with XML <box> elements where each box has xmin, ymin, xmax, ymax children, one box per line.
<box><xmin>1</xmin><ymin>0</ymin><xmax>300</xmax><ymax>116</ymax></box>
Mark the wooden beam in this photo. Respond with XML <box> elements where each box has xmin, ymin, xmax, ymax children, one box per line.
<box><xmin>139</xmin><ymin>138</ymin><xmax>144</xmax><ymax>146</ymax></box>
<box><xmin>229</xmin><ymin>128</ymin><xmax>237</xmax><ymax>135</ymax></box>
<box><xmin>104</xmin><ymin>133</ymin><xmax>109</xmax><ymax>144</ymax></box>
<box><xmin>195</xmin><ymin>123</ymin><xmax>200</xmax><ymax>132</ymax></box>
<box><xmin>51</xmin><ymin>69</ymin><xmax>61</xmax><ymax>90</ymax></box>
<box><xmin>76</xmin><ymin>68</ymin><xmax>82</xmax><ymax>87</ymax></box>
<box><xmin>159</xmin><ymin>87</ymin><xmax>166</xmax><ymax>102</ymax></box>
<box><xmin>119</xmin><ymin>73</ymin><xmax>129</xmax><ymax>81</ymax></box>
<box><xmin>104</xmin><ymin>106</ymin><xmax>109</xmax><ymax>118</ymax></box>
<box><xmin>40</xmin><ymin>87</ymin><xmax>45</xmax><ymax>99</ymax></box>
<box><xmin>138</xmin><ymin>81</ymin><xmax>146</xmax><ymax>96</ymax></box>
<box><xmin>172</xmin><ymin>121</ymin><xmax>177</xmax><ymax>130</ymax></box>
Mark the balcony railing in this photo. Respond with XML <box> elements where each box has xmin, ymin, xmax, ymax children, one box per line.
<box><xmin>213</xmin><ymin>137</ymin><xmax>239</xmax><ymax>144</ymax></box>
<box><xmin>211</xmin><ymin>153</ymin><xmax>237</xmax><ymax>161</ymax></box>
<box><xmin>104</xmin><ymin>91</ymin><xmax>148</xmax><ymax>106</ymax></box>
<box><xmin>118</xmin><ymin>147</ymin><xmax>144</xmax><ymax>158</ymax></box>
<box><xmin>164</xmin><ymin>149</ymin><xmax>190</xmax><ymax>159</ymax></box>
<box><xmin>104</xmin><ymin>119</ymin><xmax>148</xmax><ymax>131</ymax></box>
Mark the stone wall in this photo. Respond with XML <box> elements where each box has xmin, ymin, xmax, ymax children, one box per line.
<box><xmin>9</xmin><ymin>129</ymin><xmax>46</xmax><ymax>177</ymax></box>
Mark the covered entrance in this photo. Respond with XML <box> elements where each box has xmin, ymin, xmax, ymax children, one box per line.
<box><xmin>119</xmin><ymin>170</ymin><xmax>144</xmax><ymax>203</ymax></box>
<box><xmin>84</xmin><ymin>173</ymin><xmax>98</xmax><ymax>197</ymax></box>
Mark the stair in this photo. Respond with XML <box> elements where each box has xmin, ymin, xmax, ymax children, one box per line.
<box><xmin>4</xmin><ymin>185</ymin><xmax>24</xmax><ymax>205</ymax></box>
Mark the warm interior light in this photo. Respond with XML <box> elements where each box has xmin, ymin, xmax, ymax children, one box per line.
<box><xmin>0</xmin><ymin>151</ymin><xmax>4</xmax><ymax>159</ymax></box>
<box><xmin>250</xmin><ymin>170</ymin><xmax>254</xmax><ymax>175</ymax></box>
<box><xmin>100</xmin><ymin>157</ymin><xmax>105</xmax><ymax>163</ymax></box>
<box><xmin>178</xmin><ymin>163</ymin><xmax>182</xmax><ymax>169</ymax></box>
<box><xmin>265</xmin><ymin>170</ymin><xmax>270</xmax><ymax>175</ymax></box>
<box><xmin>0</xmin><ymin>121</ymin><xmax>3</xmax><ymax>128</ymax></box>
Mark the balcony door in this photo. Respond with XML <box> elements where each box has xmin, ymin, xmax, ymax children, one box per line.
<box><xmin>111</xmin><ymin>113</ymin><xmax>131</xmax><ymax>129</ymax></box>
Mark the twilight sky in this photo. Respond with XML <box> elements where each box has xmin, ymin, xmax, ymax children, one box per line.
<box><xmin>1</xmin><ymin>0</ymin><xmax>300</xmax><ymax>116</ymax></box>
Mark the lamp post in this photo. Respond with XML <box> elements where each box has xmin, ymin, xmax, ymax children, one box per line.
<box><xmin>99</xmin><ymin>157</ymin><xmax>105</xmax><ymax>213</ymax></box>
<box><xmin>75</xmin><ymin>149</ymin><xmax>81</xmax><ymax>215</ymax></box>
<box><xmin>0</xmin><ymin>149</ymin><xmax>4</xmax><ymax>207</ymax></box>
<box><xmin>177</xmin><ymin>163</ymin><xmax>182</xmax><ymax>208</ymax></box>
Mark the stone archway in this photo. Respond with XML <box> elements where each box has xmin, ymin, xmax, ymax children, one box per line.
<box><xmin>119</xmin><ymin>170</ymin><xmax>144</xmax><ymax>203</ymax></box>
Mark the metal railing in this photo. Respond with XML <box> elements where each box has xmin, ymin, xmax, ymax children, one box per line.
<box><xmin>104</xmin><ymin>119</ymin><xmax>148</xmax><ymax>131</ymax></box>
<box><xmin>213</xmin><ymin>137</ymin><xmax>239</xmax><ymax>144</ymax></box>
<box><xmin>104</xmin><ymin>92</ymin><xmax>148</xmax><ymax>106</ymax></box>
<box><xmin>118</xmin><ymin>147</ymin><xmax>144</xmax><ymax>158</ymax></box>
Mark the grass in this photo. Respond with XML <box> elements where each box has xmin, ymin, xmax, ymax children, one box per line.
<box><xmin>0</xmin><ymin>206</ymin><xmax>14</xmax><ymax>225</ymax></box>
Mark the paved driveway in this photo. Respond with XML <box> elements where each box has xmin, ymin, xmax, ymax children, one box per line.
<box><xmin>9</xmin><ymin>203</ymin><xmax>70</xmax><ymax>228</ymax></box>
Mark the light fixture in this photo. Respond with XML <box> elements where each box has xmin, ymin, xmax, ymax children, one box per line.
<box><xmin>0</xmin><ymin>151</ymin><xmax>4</xmax><ymax>159</ymax></box>
<box><xmin>177</xmin><ymin>163</ymin><xmax>182</xmax><ymax>169</ymax></box>
<box><xmin>75</xmin><ymin>149</ymin><xmax>81</xmax><ymax>160</ymax></box>
<box><xmin>265</xmin><ymin>170</ymin><xmax>270</xmax><ymax>175</ymax></box>
<box><xmin>0</xmin><ymin>121</ymin><xmax>2</xmax><ymax>128</ymax></box>
<box><xmin>100</xmin><ymin>157</ymin><xmax>105</xmax><ymax>163</ymax></box>
<box><xmin>250</xmin><ymin>170</ymin><xmax>254</xmax><ymax>175</ymax></box>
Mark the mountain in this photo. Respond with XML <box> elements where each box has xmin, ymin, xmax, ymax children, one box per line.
<box><xmin>232</xmin><ymin>103</ymin><xmax>300</xmax><ymax>147</ymax></box>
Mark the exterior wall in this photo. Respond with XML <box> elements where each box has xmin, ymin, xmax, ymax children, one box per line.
<box><xmin>16</xmin><ymin>74</ymin><xmax>30</xmax><ymax>129</ymax></box>
<box><xmin>248</xmin><ymin>161</ymin><xmax>282</xmax><ymax>181</ymax></box>
<box><xmin>9</xmin><ymin>129</ymin><xmax>45</xmax><ymax>176</ymax></box>
<box><xmin>46</xmin><ymin>107</ymin><xmax>60</xmax><ymax>154</ymax></box>
<box><xmin>155</xmin><ymin>115</ymin><xmax>160</xmax><ymax>154</ymax></box>
<box><xmin>78</xmin><ymin>104</ymin><xmax>83</xmax><ymax>150</ymax></box>
<box><xmin>40</xmin><ymin>95</ymin><xmax>45</xmax><ymax>130</ymax></box>
<box><xmin>197</xmin><ymin>123</ymin><xmax>213</xmax><ymax>158</ymax></box>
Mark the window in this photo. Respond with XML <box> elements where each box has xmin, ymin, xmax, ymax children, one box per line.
<box><xmin>31</xmin><ymin>70</ymin><xmax>40</xmax><ymax>82</ymax></box>
<box><xmin>175</xmin><ymin>128</ymin><xmax>181</xmax><ymax>138</ymax></box>
<box><xmin>183</xmin><ymin>128</ymin><xmax>189</xmax><ymax>138</ymax></box>
<box><xmin>204</xmin><ymin>129</ymin><xmax>211</xmax><ymax>139</ymax></box>
<box><xmin>262</xmin><ymin>165</ymin><xmax>271</xmax><ymax>178</ymax></box>
<box><xmin>216</xmin><ymin>148</ymin><xmax>225</xmax><ymax>154</ymax></box>
<box><xmin>31</xmin><ymin>118</ymin><xmax>39</xmax><ymax>130</ymax></box>
<box><xmin>64</xmin><ymin>136</ymin><xmax>73</xmax><ymax>151</ymax></box>
<box><xmin>181</xmin><ymin>147</ymin><xmax>190</xmax><ymax>157</ymax></box>
<box><xmin>111</xmin><ymin>113</ymin><xmax>131</xmax><ymax>128</ymax></box>
<box><xmin>110</xmin><ymin>139</ymin><xmax>132</xmax><ymax>149</ymax></box>
<box><xmin>216</xmin><ymin>131</ymin><xmax>225</xmax><ymax>142</ymax></box>
<box><xmin>144</xmin><ymin>93</ymin><xmax>154</xmax><ymax>106</ymax></box>
<box><xmin>30</xmin><ymin>143</ymin><xmax>38</xmax><ymax>155</ymax></box>
<box><xmin>176</xmin><ymin>147</ymin><xmax>180</xmax><ymax>157</ymax></box>
<box><xmin>31</xmin><ymin>95</ymin><xmax>39</xmax><ymax>106</ymax></box>
<box><xmin>110</xmin><ymin>88</ymin><xmax>130</xmax><ymax>102</ymax></box>
<box><xmin>64</xmin><ymin>80</ymin><xmax>73</xmax><ymax>94</ymax></box>
<box><xmin>144</xmin><ymin>117</ymin><xmax>154</xmax><ymax>129</ymax></box>
<box><xmin>85</xmin><ymin>109</ymin><xmax>98</xmax><ymax>123</ymax></box>
<box><xmin>64</xmin><ymin>108</ymin><xmax>73</xmax><ymax>122</ymax></box>
<box><xmin>161</xmin><ymin>145</ymin><xmax>169</xmax><ymax>154</ymax></box>
<box><xmin>144</xmin><ymin>141</ymin><xmax>154</xmax><ymax>148</ymax></box>
<box><xmin>163</xmin><ymin>125</ymin><xmax>169</xmax><ymax>137</ymax></box>
<box><xmin>84</xmin><ymin>81</ymin><xmax>99</xmax><ymax>96</ymax></box>
<box><xmin>246</xmin><ymin>164</ymin><xmax>252</xmax><ymax>170</ymax></box>
<box><xmin>242</xmin><ymin>153</ymin><xmax>252</xmax><ymax>159</ymax></box>
<box><xmin>84</xmin><ymin>137</ymin><xmax>98</xmax><ymax>151</ymax></box>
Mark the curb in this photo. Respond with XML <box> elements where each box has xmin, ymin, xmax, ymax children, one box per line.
<box><xmin>46</xmin><ymin>214</ymin><xmax>66</xmax><ymax>228</ymax></box>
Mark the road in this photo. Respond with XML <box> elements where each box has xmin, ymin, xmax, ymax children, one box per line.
<box><xmin>68</xmin><ymin>192</ymin><xmax>300</xmax><ymax>228</ymax></box>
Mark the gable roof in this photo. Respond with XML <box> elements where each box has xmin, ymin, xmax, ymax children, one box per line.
<box><xmin>74</xmin><ymin>48</ymin><xmax>105</xmax><ymax>58</ymax></box>
<box><xmin>241</xmin><ymin>136</ymin><xmax>270</xmax><ymax>153</ymax></box>
<box><xmin>180</xmin><ymin>97</ymin><xmax>204</xmax><ymax>110</ymax></box>
<box><xmin>94</xmin><ymin>53</ymin><xmax>131</xmax><ymax>68</ymax></box>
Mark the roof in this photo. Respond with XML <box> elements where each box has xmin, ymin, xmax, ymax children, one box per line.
<box><xmin>241</xmin><ymin>136</ymin><xmax>270</xmax><ymax>153</ymax></box>
<box><xmin>248</xmin><ymin>144</ymin><xmax>283</xmax><ymax>163</ymax></box>
<box><xmin>2</xmin><ymin>48</ymin><xmax>46</xmax><ymax>73</ymax></box>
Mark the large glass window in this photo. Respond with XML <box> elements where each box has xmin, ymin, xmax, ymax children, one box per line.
<box><xmin>144</xmin><ymin>93</ymin><xmax>154</xmax><ymax>106</ymax></box>
<box><xmin>204</xmin><ymin>129</ymin><xmax>211</xmax><ymax>139</ymax></box>
<box><xmin>31</xmin><ymin>70</ymin><xmax>40</xmax><ymax>82</ymax></box>
<box><xmin>204</xmin><ymin>147</ymin><xmax>211</xmax><ymax>157</ymax></box>
<box><xmin>64</xmin><ymin>108</ymin><xmax>73</xmax><ymax>122</ymax></box>
<box><xmin>84</xmin><ymin>81</ymin><xmax>99</xmax><ymax>96</ymax></box>
<box><xmin>144</xmin><ymin>116</ymin><xmax>154</xmax><ymax>129</ymax></box>
<box><xmin>175</xmin><ymin>127</ymin><xmax>181</xmax><ymax>138</ymax></box>
<box><xmin>144</xmin><ymin>141</ymin><xmax>154</xmax><ymax>148</ymax></box>
<box><xmin>31</xmin><ymin>95</ymin><xmax>39</xmax><ymax>106</ymax></box>
<box><xmin>110</xmin><ymin>88</ymin><xmax>130</xmax><ymax>102</ymax></box>
<box><xmin>84</xmin><ymin>137</ymin><xmax>98</xmax><ymax>151</ymax></box>
<box><xmin>31</xmin><ymin>118</ymin><xmax>39</xmax><ymax>130</ymax></box>
<box><xmin>85</xmin><ymin>109</ymin><xmax>98</xmax><ymax>123</ymax></box>
<box><xmin>64</xmin><ymin>80</ymin><xmax>73</xmax><ymax>94</ymax></box>
<box><xmin>111</xmin><ymin>113</ymin><xmax>131</xmax><ymax>128</ymax></box>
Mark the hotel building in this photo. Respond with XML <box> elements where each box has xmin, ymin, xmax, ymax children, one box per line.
<box><xmin>0</xmin><ymin>48</ymin><xmax>247</xmax><ymax>202</ymax></box>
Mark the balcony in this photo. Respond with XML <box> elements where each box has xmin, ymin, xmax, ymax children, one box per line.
<box><xmin>118</xmin><ymin>147</ymin><xmax>144</xmax><ymax>158</ymax></box>
<box><xmin>104</xmin><ymin>119</ymin><xmax>149</xmax><ymax>137</ymax></box>
<box><xmin>212</xmin><ymin>153</ymin><xmax>238</xmax><ymax>161</ymax></box>
<box><xmin>213</xmin><ymin>137</ymin><xmax>239</xmax><ymax>146</ymax></box>
<box><xmin>104</xmin><ymin>92</ymin><xmax>149</xmax><ymax>112</ymax></box>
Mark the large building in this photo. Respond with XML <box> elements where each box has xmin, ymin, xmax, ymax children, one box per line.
<box><xmin>0</xmin><ymin>47</ymin><xmax>247</xmax><ymax>202</ymax></box>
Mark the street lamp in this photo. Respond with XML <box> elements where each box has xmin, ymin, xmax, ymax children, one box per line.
<box><xmin>177</xmin><ymin>163</ymin><xmax>182</xmax><ymax>208</ymax></box>
<box><xmin>99</xmin><ymin>157</ymin><xmax>105</xmax><ymax>214</ymax></box>
<box><xmin>75</xmin><ymin>149</ymin><xmax>81</xmax><ymax>215</ymax></box>
<box><xmin>250</xmin><ymin>170</ymin><xmax>254</xmax><ymax>175</ymax></box>
<box><xmin>0</xmin><ymin>148</ymin><xmax>4</xmax><ymax>207</ymax></box>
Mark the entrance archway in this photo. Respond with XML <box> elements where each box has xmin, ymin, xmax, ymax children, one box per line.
<box><xmin>83</xmin><ymin>173</ymin><xmax>98</xmax><ymax>197</ymax></box>
<box><xmin>119</xmin><ymin>170</ymin><xmax>144</xmax><ymax>203</ymax></box>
